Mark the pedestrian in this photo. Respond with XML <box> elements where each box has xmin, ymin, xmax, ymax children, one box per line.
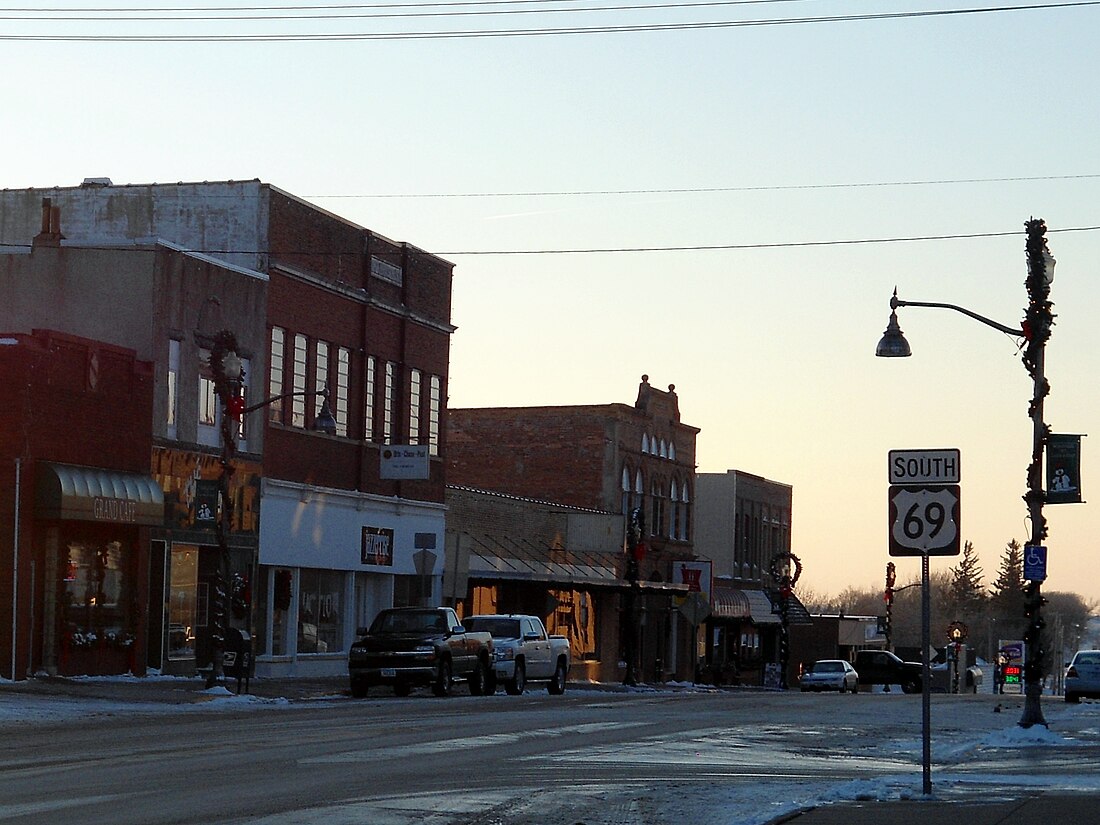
<box><xmin>994</xmin><ymin>654</ymin><xmax>1006</xmax><ymax>694</ymax></box>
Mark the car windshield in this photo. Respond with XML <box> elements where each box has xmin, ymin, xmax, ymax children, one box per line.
<box><xmin>465</xmin><ymin>617</ymin><xmax>521</xmax><ymax>639</ymax></box>
<box><xmin>811</xmin><ymin>662</ymin><xmax>843</xmax><ymax>673</ymax></box>
<box><xmin>370</xmin><ymin>611</ymin><xmax>448</xmax><ymax>634</ymax></box>
<box><xmin>1074</xmin><ymin>652</ymin><xmax>1100</xmax><ymax>666</ymax></box>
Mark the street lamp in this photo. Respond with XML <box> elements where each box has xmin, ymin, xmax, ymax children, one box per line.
<box><xmin>875</xmin><ymin>218</ymin><xmax>1056</xmax><ymax>728</ymax></box>
<box><xmin>770</xmin><ymin>551</ymin><xmax>802</xmax><ymax>690</ymax></box>
<box><xmin>206</xmin><ymin>329</ymin><xmax>337</xmax><ymax>688</ymax></box>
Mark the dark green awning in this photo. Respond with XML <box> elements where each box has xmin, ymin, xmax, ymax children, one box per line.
<box><xmin>36</xmin><ymin>462</ymin><xmax>164</xmax><ymax>526</ymax></box>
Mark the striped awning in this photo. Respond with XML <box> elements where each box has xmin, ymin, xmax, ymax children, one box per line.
<box><xmin>36</xmin><ymin>462</ymin><xmax>164</xmax><ymax>526</ymax></box>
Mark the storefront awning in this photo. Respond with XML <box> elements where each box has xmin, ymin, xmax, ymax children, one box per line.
<box><xmin>36</xmin><ymin>462</ymin><xmax>164</xmax><ymax>526</ymax></box>
<box><xmin>744</xmin><ymin>588</ymin><xmax>782</xmax><ymax>625</ymax></box>
<box><xmin>712</xmin><ymin>583</ymin><xmax>751</xmax><ymax>619</ymax></box>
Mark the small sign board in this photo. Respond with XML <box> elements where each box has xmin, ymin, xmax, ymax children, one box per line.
<box><xmin>1024</xmin><ymin>545</ymin><xmax>1048</xmax><ymax>582</ymax></box>
<box><xmin>1046</xmin><ymin>434</ymin><xmax>1083</xmax><ymax>504</ymax></box>
<box><xmin>888</xmin><ymin>449</ymin><xmax>961</xmax><ymax>485</ymax></box>
<box><xmin>380</xmin><ymin>445</ymin><xmax>430</xmax><ymax>480</ymax></box>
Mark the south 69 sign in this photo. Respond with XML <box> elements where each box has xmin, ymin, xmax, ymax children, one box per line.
<box><xmin>888</xmin><ymin>485</ymin><xmax>961</xmax><ymax>557</ymax></box>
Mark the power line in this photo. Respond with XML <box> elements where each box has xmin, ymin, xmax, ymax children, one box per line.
<box><xmin>305</xmin><ymin>173</ymin><xmax>1100</xmax><ymax>199</ymax></box>
<box><xmin>2</xmin><ymin>0</ymin><xmax>820</xmax><ymax>20</ymax></box>
<box><xmin>2</xmin><ymin>0</ymin><xmax>1097</xmax><ymax>40</ymax></box>
<box><xmin>3</xmin><ymin>224</ymin><xmax>1097</xmax><ymax>256</ymax></box>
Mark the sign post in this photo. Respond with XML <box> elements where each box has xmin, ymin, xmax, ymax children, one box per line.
<box><xmin>887</xmin><ymin>448</ymin><xmax>962</xmax><ymax>796</ymax></box>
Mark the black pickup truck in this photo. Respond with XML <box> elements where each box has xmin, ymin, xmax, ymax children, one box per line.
<box><xmin>349</xmin><ymin>607</ymin><xmax>494</xmax><ymax>698</ymax></box>
<box><xmin>853</xmin><ymin>649</ymin><xmax>923</xmax><ymax>693</ymax></box>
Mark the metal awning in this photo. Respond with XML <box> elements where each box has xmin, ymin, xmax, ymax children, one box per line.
<box><xmin>744</xmin><ymin>588</ymin><xmax>782</xmax><ymax>625</ymax></box>
<box><xmin>464</xmin><ymin>533</ymin><xmax>688</xmax><ymax>594</ymax></box>
<box><xmin>36</xmin><ymin>462</ymin><xmax>164</xmax><ymax>526</ymax></box>
<box><xmin>711</xmin><ymin>583</ymin><xmax>751</xmax><ymax>619</ymax></box>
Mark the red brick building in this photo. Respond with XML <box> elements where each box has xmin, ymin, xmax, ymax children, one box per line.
<box><xmin>0</xmin><ymin>180</ymin><xmax>454</xmax><ymax>678</ymax></box>
<box><xmin>0</xmin><ymin>330</ymin><xmax>158</xmax><ymax>678</ymax></box>
<box><xmin>446</xmin><ymin>376</ymin><xmax>701</xmax><ymax>682</ymax></box>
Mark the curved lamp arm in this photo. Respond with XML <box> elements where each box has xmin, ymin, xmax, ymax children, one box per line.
<box><xmin>890</xmin><ymin>293</ymin><xmax>1023</xmax><ymax>337</ymax></box>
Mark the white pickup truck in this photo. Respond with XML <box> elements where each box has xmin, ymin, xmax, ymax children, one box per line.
<box><xmin>464</xmin><ymin>614</ymin><xmax>570</xmax><ymax>695</ymax></box>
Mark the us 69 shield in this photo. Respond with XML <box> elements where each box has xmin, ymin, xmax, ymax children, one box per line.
<box><xmin>888</xmin><ymin>485</ymin><xmax>961</xmax><ymax>556</ymax></box>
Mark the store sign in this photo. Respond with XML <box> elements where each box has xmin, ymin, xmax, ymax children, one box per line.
<box><xmin>361</xmin><ymin>526</ymin><xmax>395</xmax><ymax>566</ymax></box>
<box><xmin>380</xmin><ymin>445</ymin><xmax>430</xmax><ymax>480</ymax></box>
<box><xmin>194</xmin><ymin>480</ymin><xmax>218</xmax><ymax>528</ymax></box>
<box><xmin>1047</xmin><ymin>434</ymin><xmax>1083</xmax><ymax>504</ymax></box>
<box><xmin>92</xmin><ymin>496</ymin><xmax>138</xmax><ymax>524</ymax></box>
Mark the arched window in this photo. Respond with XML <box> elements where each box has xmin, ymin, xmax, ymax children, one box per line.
<box><xmin>669</xmin><ymin>442</ymin><xmax>676</xmax><ymax>462</ymax></box>
<box><xmin>621</xmin><ymin>466</ymin><xmax>632</xmax><ymax>515</ymax></box>
<box><xmin>650</xmin><ymin>477</ymin><xmax>666</xmax><ymax>538</ymax></box>
<box><xmin>641</xmin><ymin>433</ymin><xmax>649</xmax><ymax>454</ymax></box>
<box><xmin>670</xmin><ymin>479</ymin><xmax>680</xmax><ymax>539</ymax></box>
<box><xmin>659</xmin><ymin>439</ymin><xmax>668</xmax><ymax>459</ymax></box>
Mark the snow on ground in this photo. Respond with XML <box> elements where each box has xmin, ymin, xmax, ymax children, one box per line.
<box><xmin>3</xmin><ymin>677</ymin><xmax>1099</xmax><ymax>825</ymax></box>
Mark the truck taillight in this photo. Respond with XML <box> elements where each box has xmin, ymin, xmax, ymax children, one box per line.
<box><xmin>1067</xmin><ymin>666</ymin><xmax>1079</xmax><ymax>678</ymax></box>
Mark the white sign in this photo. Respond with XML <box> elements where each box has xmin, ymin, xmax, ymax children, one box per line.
<box><xmin>888</xmin><ymin>449</ymin><xmax>961</xmax><ymax>485</ymax></box>
<box><xmin>888</xmin><ymin>484</ymin><xmax>961</xmax><ymax>556</ymax></box>
<box><xmin>380</xmin><ymin>445</ymin><xmax>430</xmax><ymax>480</ymax></box>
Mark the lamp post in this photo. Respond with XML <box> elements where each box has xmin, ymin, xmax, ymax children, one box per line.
<box><xmin>206</xmin><ymin>330</ymin><xmax>337</xmax><ymax>689</ymax></box>
<box><xmin>622</xmin><ymin>507</ymin><xmax>645</xmax><ymax>687</ymax></box>
<box><xmin>770</xmin><ymin>551</ymin><xmax>802</xmax><ymax>689</ymax></box>
<box><xmin>875</xmin><ymin>218</ymin><xmax>1056</xmax><ymax>728</ymax></box>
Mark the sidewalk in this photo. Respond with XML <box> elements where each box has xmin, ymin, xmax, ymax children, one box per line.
<box><xmin>768</xmin><ymin>794</ymin><xmax>1100</xmax><ymax>825</ymax></box>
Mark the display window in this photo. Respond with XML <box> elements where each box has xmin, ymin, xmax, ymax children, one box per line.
<box><xmin>297</xmin><ymin>569</ymin><xmax>343</xmax><ymax>654</ymax></box>
<box><xmin>168</xmin><ymin>546</ymin><xmax>199</xmax><ymax>659</ymax></box>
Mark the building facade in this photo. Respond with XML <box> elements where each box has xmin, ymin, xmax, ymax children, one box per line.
<box><xmin>693</xmin><ymin>469</ymin><xmax>804</xmax><ymax>686</ymax></box>
<box><xmin>0</xmin><ymin>180</ymin><xmax>454</xmax><ymax>678</ymax></box>
<box><xmin>447</xmin><ymin>376</ymin><xmax>700</xmax><ymax>682</ymax></box>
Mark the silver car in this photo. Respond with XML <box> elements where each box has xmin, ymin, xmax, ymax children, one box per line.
<box><xmin>799</xmin><ymin>659</ymin><xmax>859</xmax><ymax>693</ymax></box>
<box><xmin>1065</xmin><ymin>650</ymin><xmax>1100</xmax><ymax>702</ymax></box>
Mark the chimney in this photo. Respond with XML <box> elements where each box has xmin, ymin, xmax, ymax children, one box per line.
<box><xmin>32</xmin><ymin>198</ymin><xmax>65</xmax><ymax>248</ymax></box>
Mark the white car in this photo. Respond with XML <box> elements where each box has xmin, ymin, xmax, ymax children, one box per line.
<box><xmin>799</xmin><ymin>659</ymin><xmax>859</xmax><ymax>693</ymax></box>
<box><xmin>1065</xmin><ymin>650</ymin><xmax>1100</xmax><ymax>702</ymax></box>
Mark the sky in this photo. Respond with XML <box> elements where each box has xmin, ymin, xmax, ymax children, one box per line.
<box><xmin>2</xmin><ymin>0</ymin><xmax>1098</xmax><ymax>604</ymax></box>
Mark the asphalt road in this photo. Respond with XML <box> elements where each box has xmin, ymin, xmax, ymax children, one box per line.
<box><xmin>1</xmin><ymin>688</ymin><xmax>1097</xmax><ymax>825</ymax></box>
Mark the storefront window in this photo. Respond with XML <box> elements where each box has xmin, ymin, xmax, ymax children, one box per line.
<box><xmin>168</xmin><ymin>546</ymin><xmax>198</xmax><ymax>659</ymax></box>
<box><xmin>297</xmin><ymin>569</ymin><xmax>343</xmax><ymax>654</ymax></box>
<box><xmin>60</xmin><ymin>540</ymin><xmax>132</xmax><ymax>650</ymax></box>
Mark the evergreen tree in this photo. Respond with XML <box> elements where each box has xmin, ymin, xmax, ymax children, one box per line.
<box><xmin>948</xmin><ymin>541</ymin><xmax>986</xmax><ymax>617</ymax></box>
<box><xmin>990</xmin><ymin>539</ymin><xmax>1026</xmax><ymax>635</ymax></box>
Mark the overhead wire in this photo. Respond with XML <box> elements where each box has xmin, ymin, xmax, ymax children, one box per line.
<box><xmin>1</xmin><ymin>0</ymin><xmax>1097</xmax><ymax>40</ymax></box>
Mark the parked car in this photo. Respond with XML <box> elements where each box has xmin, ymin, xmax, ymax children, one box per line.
<box><xmin>799</xmin><ymin>659</ymin><xmax>859</xmax><ymax>693</ymax></box>
<box><xmin>1065</xmin><ymin>650</ymin><xmax>1100</xmax><ymax>702</ymax></box>
<box><xmin>348</xmin><ymin>607</ymin><xmax>494</xmax><ymax>698</ymax></box>
<box><xmin>853</xmin><ymin>650</ymin><xmax>922</xmax><ymax>693</ymax></box>
<box><xmin>464</xmin><ymin>614</ymin><xmax>570</xmax><ymax>695</ymax></box>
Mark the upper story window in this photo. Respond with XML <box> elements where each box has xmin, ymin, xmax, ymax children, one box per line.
<box><xmin>408</xmin><ymin>369</ymin><xmax>421</xmax><ymax>444</ymax></box>
<box><xmin>669</xmin><ymin>442</ymin><xmax>676</xmax><ymax>462</ymax></box>
<box><xmin>167</xmin><ymin>339</ymin><xmax>180</xmax><ymax>439</ymax></box>
<box><xmin>198</xmin><ymin>347</ymin><xmax>218</xmax><ymax>446</ymax></box>
<box><xmin>382</xmin><ymin>361</ymin><xmax>396</xmax><ymax>444</ymax></box>
<box><xmin>370</xmin><ymin>256</ymin><xmax>403</xmax><ymax>286</ymax></box>
<box><xmin>268</xmin><ymin>327</ymin><xmax>285</xmax><ymax>423</ymax></box>
<box><xmin>291</xmin><ymin>334</ymin><xmax>307</xmax><ymax>428</ymax></box>
<box><xmin>364</xmin><ymin>355</ymin><xmax>376</xmax><ymax>442</ymax></box>
<box><xmin>335</xmin><ymin>347</ymin><xmax>350</xmax><ymax>438</ymax></box>
<box><xmin>315</xmin><ymin>340</ymin><xmax>329</xmax><ymax>428</ymax></box>
<box><xmin>428</xmin><ymin>374</ymin><xmax>441</xmax><ymax>456</ymax></box>
<box><xmin>659</xmin><ymin>439</ymin><xmax>668</xmax><ymax>459</ymax></box>
<box><xmin>641</xmin><ymin>434</ymin><xmax>649</xmax><ymax>454</ymax></box>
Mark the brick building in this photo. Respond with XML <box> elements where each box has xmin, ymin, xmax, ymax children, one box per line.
<box><xmin>0</xmin><ymin>180</ymin><xmax>454</xmax><ymax>678</ymax></box>
<box><xmin>447</xmin><ymin>376</ymin><xmax>700</xmax><ymax>682</ymax></box>
<box><xmin>0</xmin><ymin>330</ymin><xmax>158</xmax><ymax>678</ymax></box>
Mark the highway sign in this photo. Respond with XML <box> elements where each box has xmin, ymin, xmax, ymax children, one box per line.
<box><xmin>1023</xmin><ymin>545</ymin><xmax>1048</xmax><ymax>582</ymax></box>
<box><xmin>888</xmin><ymin>484</ymin><xmax>961</xmax><ymax>556</ymax></box>
<box><xmin>888</xmin><ymin>449</ymin><xmax>961</xmax><ymax>485</ymax></box>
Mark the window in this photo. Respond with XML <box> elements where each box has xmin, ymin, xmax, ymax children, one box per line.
<box><xmin>408</xmin><ymin>369</ymin><xmax>421</xmax><ymax>444</ymax></box>
<box><xmin>660</xmin><ymin>439</ymin><xmax>668</xmax><ymax>459</ymax></box>
<box><xmin>641</xmin><ymin>434</ymin><xmax>649</xmax><ymax>454</ymax></box>
<box><xmin>297</xmin><ymin>568</ymin><xmax>344</xmax><ymax>654</ymax></box>
<box><xmin>364</xmin><ymin>356</ymin><xmax>376</xmax><ymax>442</ymax></box>
<box><xmin>198</xmin><ymin>348</ymin><xmax>218</xmax><ymax>446</ymax></box>
<box><xmin>237</xmin><ymin>357</ymin><xmax>251</xmax><ymax>450</ymax></box>
<box><xmin>335</xmin><ymin>347</ymin><xmax>350</xmax><ymax>437</ymax></box>
<box><xmin>167</xmin><ymin>339</ymin><xmax>179</xmax><ymax>439</ymax></box>
<box><xmin>669</xmin><ymin>441</ymin><xmax>676</xmax><ymax>462</ymax></box>
<box><xmin>315</xmin><ymin>340</ymin><xmax>329</xmax><ymax>428</ymax></box>
<box><xmin>650</xmin><ymin>478</ymin><xmax>666</xmax><ymax>537</ymax></box>
<box><xmin>681</xmin><ymin>482</ymin><xmax>691</xmax><ymax>541</ymax></box>
<box><xmin>428</xmin><ymin>375</ymin><xmax>441</xmax><ymax>456</ymax></box>
<box><xmin>621</xmin><ymin>467</ymin><xmax>631</xmax><ymax>516</ymax></box>
<box><xmin>268</xmin><ymin>327</ymin><xmax>285</xmax><ymax>424</ymax></box>
<box><xmin>383</xmin><ymin>361</ymin><xmax>396</xmax><ymax>444</ymax></box>
<box><xmin>168</xmin><ymin>546</ymin><xmax>198</xmax><ymax>659</ymax></box>
<box><xmin>291</xmin><ymin>334</ymin><xmax>307</xmax><ymax>428</ymax></box>
<box><xmin>671</xmin><ymin>479</ymin><xmax>680</xmax><ymax>539</ymax></box>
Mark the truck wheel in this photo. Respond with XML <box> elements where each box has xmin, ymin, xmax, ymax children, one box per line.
<box><xmin>506</xmin><ymin>660</ymin><xmax>526</xmax><ymax>695</ymax></box>
<box><xmin>469</xmin><ymin>659</ymin><xmax>490</xmax><ymax>696</ymax></box>
<box><xmin>902</xmin><ymin>680</ymin><xmax>921</xmax><ymax>694</ymax></box>
<box><xmin>394</xmin><ymin>682</ymin><xmax>411</xmax><ymax>697</ymax></box>
<box><xmin>350</xmin><ymin>679</ymin><xmax>368</xmax><ymax>699</ymax></box>
<box><xmin>432</xmin><ymin>658</ymin><xmax>453</xmax><ymax>697</ymax></box>
<box><xmin>547</xmin><ymin>659</ymin><xmax>567</xmax><ymax>695</ymax></box>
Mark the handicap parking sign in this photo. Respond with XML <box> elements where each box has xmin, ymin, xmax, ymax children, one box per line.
<box><xmin>1023</xmin><ymin>545</ymin><xmax>1047</xmax><ymax>582</ymax></box>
